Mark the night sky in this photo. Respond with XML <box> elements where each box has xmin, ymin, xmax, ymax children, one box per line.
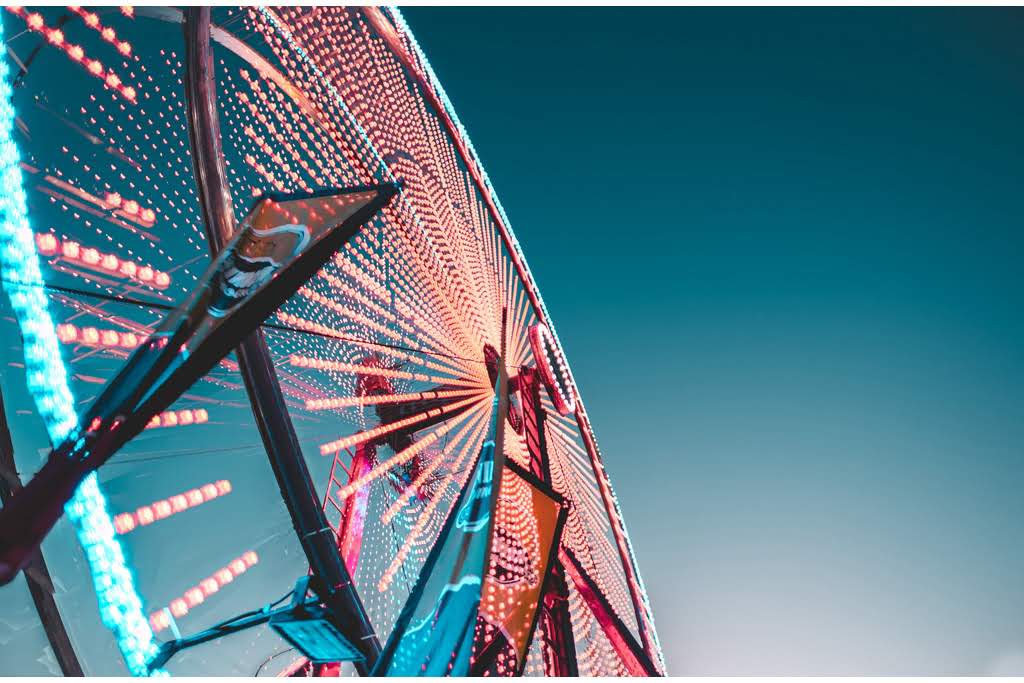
<box><xmin>399</xmin><ymin>7</ymin><xmax>1024</xmax><ymax>675</ymax></box>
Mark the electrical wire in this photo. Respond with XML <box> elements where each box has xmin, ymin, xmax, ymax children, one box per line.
<box><xmin>200</xmin><ymin>587</ymin><xmax>294</xmax><ymax>634</ymax></box>
<box><xmin>253</xmin><ymin>647</ymin><xmax>296</xmax><ymax>677</ymax></box>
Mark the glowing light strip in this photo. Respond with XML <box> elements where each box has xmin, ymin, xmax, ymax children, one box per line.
<box><xmin>66</xmin><ymin>6</ymin><xmax>134</xmax><ymax>57</ymax></box>
<box><xmin>305</xmin><ymin>388</ymin><xmax>478</xmax><ymax>411</ymax></box>
<box><xmin>317</xmin><ymin>394</ymin><xmax>485</xmax><ymax>455</ymax></box>
<box><xmin>99</xmin><ymin>192</ymin><xmax>157</xmax><ymax>227</ymax></box>
<box><xmin>334</xmin><ymin>399</ymin><xmax>483</xmax><ymax>501</ymax></box>
<box><xmin>148</xmin><ymin>551</ymin><xmax>258</xmax><ymax>632</ymax></box>
<box><xmin>37</xmin><ymin>233</ymin><xmax>170</xmax><ymax>288</ymax></box>
<box><xmin>290</xmin><ymin>353</ymin><xmax>476</xmax><ymax>387</ymax></box>
<box><xmin>57</xmin><ymin>322</ymin><xmax>144</xmax><ymax>349</ymax></box>
<box><xmin>0</xmin><ymin>39</ymin><xmax>162</xmax><ymax>676</ymax></box>
<box><xmin>379</xmin><ymin>405</ymin><xmax>490</xmax><ymax>525</ymax></box>
<box><xmin>377</xmin><ymin>401</ymin><xmax>491</xmax><ymax>592</ymax></box>
<box><xmin>275</xmin><ymin>311</ymin><xmax>472</xmax><ymax>381</ymax></box>
<box><xmin>143</xmin><ymin>408</ymin><xmax>209</xmax><ymax>430</ymax></box>
<box><xmin>6</xmin><ymin>8</ymin><xmax>138</xmax><ymax>102</ymax></box>
<box><xmin>114</xmin><ymin>480</ymin><xmax>230</xmax><ymax>535</ymax></box>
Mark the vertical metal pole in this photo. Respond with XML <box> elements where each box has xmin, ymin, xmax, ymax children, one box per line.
<box><xmin>0</xmin><ymin>389</ymin><xmax>83</xmax><ymax>676</ymax></box>
<box><xmin>574</xmin><ymin>414</ymin><xmax>658</xmax><ymax>665</ymax></box>
<box><xmin>338</xmin><ymin>444</ymin><xmax>373</xmax><ymax>576</ymax></box>
<box><xmin>540</xmin><ymin>562</ymin><xmax>578</xmax><ymax>677</ymax></box>
<box><xmin>519</xmin><ymin>366</ymin><xmax>550</xmax><ymax>484</ymax></box>
<box><xmin>518</xmin><ymin>366</ymin><xmax>579</xmax><ymax>676</ymax></box>
<box><xmin>559</xmin><ymin>546</ymin><xmax>658</xmax><ymax>677</ymax></box>
<box><xmin>182</xmin><ymin>8</ymin><xmax>380</xmax><ymax>672</ymax></box>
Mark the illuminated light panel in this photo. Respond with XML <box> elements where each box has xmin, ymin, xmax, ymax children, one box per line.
<box><xmin>474</xmin><ymin>468</ymin><xmax>560</xmax><ymax>675</ymax></box>
<box><xmin>6</xmin><ymin>8</ymin><xmax>138</xmax><ymax>103</ymax></box>
<box><xmin>0</xmin><ymin>33</ymin><xmax>161</xmax><ymax>675</ymax></box>
<box><xmin>113</xmin><ymin>480</ymin><xmax>231</xmax><ymax>535</ymax></box>
<box><xmin>148</xmin><ymin>551</ymin><xmax>259</xmax><ymax>632</ymax></box>
<box><xmin>143</xmin><ymin>408</ymin><xmax>209</xmax><ymax>430</ymax></box>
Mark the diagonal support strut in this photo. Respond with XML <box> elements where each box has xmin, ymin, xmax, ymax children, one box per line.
<box><xmin>182</xmin><ymin>7</ymin><xmax>381</xmax><ymax>674</ymax></box>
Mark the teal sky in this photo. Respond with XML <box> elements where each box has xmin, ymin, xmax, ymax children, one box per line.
<box><xmin>401</xmin><ymin>7</ymin><xmax>1024</xmax><ymax>675</ymax></box>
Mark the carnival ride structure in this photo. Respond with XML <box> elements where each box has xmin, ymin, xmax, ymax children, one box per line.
<box><xmin>0</xmin><ymin>6</ymin><xmax>664</xmax><ymax>677</ymax></box>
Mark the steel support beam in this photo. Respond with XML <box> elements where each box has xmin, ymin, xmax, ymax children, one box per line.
<box><xmin>540</xmin><ymin>560</ymin><xmax>578</xmax><ymax>677</ymax></box>
<box><xmin>337</xmin><ymin>444</ymin><xmax>373</xmax><ymax>577</ymax></box>
<box><xmin>182</xmin><ymin>8</ymin><xmax>380</xmax><ymax>673</ymax></box>
<box><xmin>518</xmin><ymin>364</ymin><xmax>579</xmax><ymax>676</ymax></box>
<box><xmin>0</xmin><ymin>389</ymin><xmax>83</xmax><ymax>676</ymax></box>
<box><xmin>518</xmin><ymin>366</ymin><xmax>550</xmax><ymax>485</ymax></box>
<box><xmin>559</xmin><ymin>546</ymin><xmax>659</xmax><ymax>677</ymax></box>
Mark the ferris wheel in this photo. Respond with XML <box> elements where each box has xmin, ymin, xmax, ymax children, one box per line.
<box><xmin>0</xmin><ymin>6</ymin><xmax>664</xmax><ymax>677</ymax></box>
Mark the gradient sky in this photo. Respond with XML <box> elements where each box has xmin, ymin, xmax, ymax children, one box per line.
<box><xmin>2</xmin><ymin>7</ymin><xmax>1024</xmax><ymax>678</ymax></box>
<box><xmin>399</xmin><ymin>7</ymin><xmax>1024</xmax><ymax>675</ymax></box>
